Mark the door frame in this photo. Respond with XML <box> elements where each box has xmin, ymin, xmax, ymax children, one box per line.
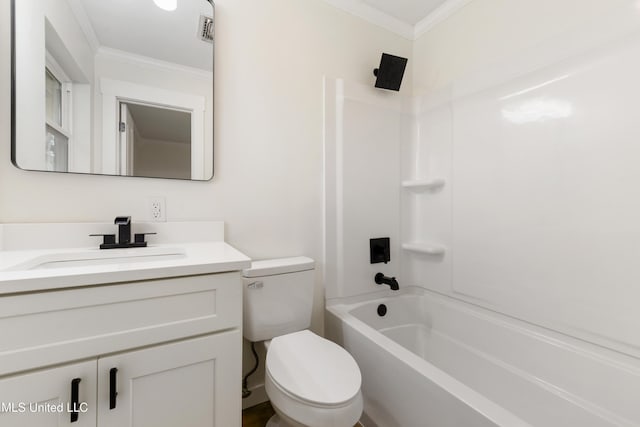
<box><xmin>100</xmin><ymin>78</ymin><xmax>206</xmax><ymax>179</ymax></box>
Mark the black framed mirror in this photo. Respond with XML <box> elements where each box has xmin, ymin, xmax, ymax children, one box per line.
<box><xmin>11</xmin><ymin>0</ymin><xmax>214</xmax><ymax>180</ymax></box>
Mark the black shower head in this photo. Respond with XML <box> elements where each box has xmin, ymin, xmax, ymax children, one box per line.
<box><xmin>373</xmin><ymin>53</ymin><xmax>408</xmax><ymax>92</ymax></box>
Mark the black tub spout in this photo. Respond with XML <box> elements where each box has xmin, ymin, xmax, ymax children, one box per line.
<box><xmin>375</xmin><ymin>273</ymin><xmax>399</xmax><ymax>291</ymax></box>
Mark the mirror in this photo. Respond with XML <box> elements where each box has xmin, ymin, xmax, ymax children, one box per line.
<box><xmin>11</xmin><ymin>0</ymin><xmax>214</xmax><ymax>180</ymax></box>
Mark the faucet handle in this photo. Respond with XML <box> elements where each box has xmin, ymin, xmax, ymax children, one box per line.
<box><xmin>89</xmin><ymin>234</ymin><xmax>116</xmax><ymax>246</ymax></box>
<box><xmin>134</xmin><ymin>233</ymin><xmax>157</xmax><ymax>244</ymax></box>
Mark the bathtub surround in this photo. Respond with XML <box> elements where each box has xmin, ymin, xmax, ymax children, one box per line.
<box><xmin>325</xmin><ymin>0</ymin><xmax>640</xmax><ymax>425</ymax></box>
<box><xmin>326</xmin><ymin>0</ymin><xmax>640</xmax><ymax>354</ymax></box>
<box><xmin>326</xmin><ymin>0</ymin><xmax>640</xmax><ymax>358</ymax></box>
<box><xmin>409</xmin><ymin>0</ymin><xmax>640</xmax><ymax>358</ymax></box>
<box><xmin>324</xmin><ymin>77</ymin><xmax>408</xmax><ymax>300</ymax></box>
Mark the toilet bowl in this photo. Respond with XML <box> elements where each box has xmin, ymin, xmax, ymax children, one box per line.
<box><xmin>242</xmin><ymin>258</ymin><xmax>363</xmax><ymax>427</ymax></box>
<box><xmin>264</xmin><ymin>330</ymin><xmax>363</xmax><ymax>427</ymax></box>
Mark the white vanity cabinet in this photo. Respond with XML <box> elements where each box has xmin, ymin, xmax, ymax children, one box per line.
<box><xmin>0</xmin><ymin>360</ymin><xmax>97</xmax><ymax>427</ymax></box>
<box><xmin>0</xmin><ymin>271</ymin><xmax>244</xmax><ymax>427</ymax></box>
<box><xmin>97</xmin><ymin>331</ymin><xmax>240</xmax><ymax>427</ymax></box>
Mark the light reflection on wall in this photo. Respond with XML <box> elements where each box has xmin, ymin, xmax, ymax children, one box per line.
<box><xmin>499</xmin><ymin>75</ymin><xmax>570</xmax><ymax>101</ymax></box>
<box><xmin>501</xmin><ymin>98</ymin><xmax>573</xmax><ymax>124</ymax></box>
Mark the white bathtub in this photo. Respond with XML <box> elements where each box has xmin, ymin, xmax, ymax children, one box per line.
<box><xmin>325</xmin><ymin>287</ymin><xmax>640</xmax><ymax>427</ymax></box>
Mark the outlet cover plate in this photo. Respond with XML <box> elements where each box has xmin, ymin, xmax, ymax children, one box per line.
<box><xmin>149</xmin><ymin>197</ymin><xmax>166</xmax><ymax>222</ymax></box>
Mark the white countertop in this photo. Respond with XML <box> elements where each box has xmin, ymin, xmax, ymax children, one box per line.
<box><xmin>0</xmin><ymin>242</ymin><xmax>251</xmax><ymax>295</ymax></box>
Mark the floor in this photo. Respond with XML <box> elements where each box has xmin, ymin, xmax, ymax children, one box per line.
<box><xmin>242</xmin><ymin>401</ymin><xmax>363</xmax><ymax>427</ymax></box>
<box><xmin>242</xmin><ymin>401</ymin><xmax>275</xmax><ymax>427</ymax></box>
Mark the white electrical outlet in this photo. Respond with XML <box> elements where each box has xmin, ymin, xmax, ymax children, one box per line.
<box><xmin>149</xmin><ymin>197</ymin><xmax>166</xmax><ymax>222</ymax></box>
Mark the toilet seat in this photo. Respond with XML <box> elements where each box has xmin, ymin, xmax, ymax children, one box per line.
<box><xmin>265</xmin><ymin>367</ymin><xmax>363</xmax><ymax>427</ymax></box>
<box><xmin>266</xmin><ymin>330</ymin><xmax>362</xmax><ymax>407</ymax></box>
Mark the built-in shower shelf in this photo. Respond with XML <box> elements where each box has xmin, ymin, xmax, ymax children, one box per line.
<box><xmin>402</xmin><ymin>243</ymin><xmax>446</xmax><ymax>256</ymax></box>
<box><xmin>401</xmin><ymin>179</ymin><xmax>445</xmax><ymax>191</ymax></box>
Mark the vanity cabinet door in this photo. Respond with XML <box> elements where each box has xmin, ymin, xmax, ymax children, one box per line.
<box><xmin>0</xmin><ymin>360</ymin><xmax>97</xmax><ymax>427</ymax></box>
<box><xmin>97</xmin><ymin>330</ymin><xmax>241</xmax><ymax>427</ymax></box>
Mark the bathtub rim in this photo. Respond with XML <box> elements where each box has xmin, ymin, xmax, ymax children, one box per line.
<box><xmin>327</xmin><ymin>286</ymin><xmax>640</xmax><ymax>373</ymax></box>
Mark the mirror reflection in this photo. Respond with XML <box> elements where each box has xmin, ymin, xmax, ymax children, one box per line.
<box><xmin>13</xmin><ymin>0</ymin><xmax>214</xmax><ymax>180</ymax></box>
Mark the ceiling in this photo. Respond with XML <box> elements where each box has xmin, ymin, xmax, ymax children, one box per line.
<box><xmin>360</xmin><ymin>0</ymin><xmax>450</xmax><ymax>25</ymax></box>
<box><xmin>69</xmin><ymin>0</ymin><xmax>213</xmax><ymax>71</ymax></box>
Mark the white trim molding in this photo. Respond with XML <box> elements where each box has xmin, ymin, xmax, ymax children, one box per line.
<box><xmin>97</xmin><ymin>47</ymin><xmax>211</xmax><ymax>79</ymax></box>
<box><xmin>66</xmin><ymin>0</ymin><xmax>100</xmax><ymax>53</ymax></box>
<box><xmin>414</xmin><ymin>0</ymin><xmax>475</xmax><ymax>39</ymax></box>
<box><xmin>321</xmin><ymin>0</ymin><xmax>415</xmax><ymax>40</ymax></box>
<box><xmin>320</xmin><ymin>0</ymin><xmax>475</xmax><ymax>40</ymax></box>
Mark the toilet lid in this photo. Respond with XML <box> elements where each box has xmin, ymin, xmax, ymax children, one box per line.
<box><xmin>266</xmin><ymin>330</ymin><xmax>361</xmax><ymax>406</ymax></box>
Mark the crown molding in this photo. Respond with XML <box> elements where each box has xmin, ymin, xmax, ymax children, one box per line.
<box><xmin>414</xmin><ymin>0</ymin><xmax>475</xmax><ymax>39</ymax></box>
<box><xmin>321</xmin><ymin>0</ymin><xmax>475</xmax><ymax>41</ymax></box>
<box><xmin>321</xmin><ymin>0</ymin><xmax>415</xmax><ymax>40</ymax></box>
<box><xmin>96</xmin><ymin>47</ymin><xmax>211</xmax><ymax>79</ymax></box>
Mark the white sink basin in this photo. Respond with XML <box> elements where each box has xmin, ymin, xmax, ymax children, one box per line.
<box><xmin>4</xmin><ymin>247</ymin><xmax>186</xmax><ymax>271</ymax></box>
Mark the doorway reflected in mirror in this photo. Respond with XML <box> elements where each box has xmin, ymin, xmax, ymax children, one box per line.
<box><xmin>119</xmin><ymin>102</ymin><xmax>191</xmax><ymax>180</ymax></box>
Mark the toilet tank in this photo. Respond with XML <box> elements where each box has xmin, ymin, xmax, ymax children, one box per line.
<box><xmin>242</xmin><ymin>257</ymin><xmax>315</xmax><ymax>342</ymax></box>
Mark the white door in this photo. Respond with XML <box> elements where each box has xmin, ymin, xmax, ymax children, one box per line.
<box><xmin>0</xmin><ymin>360</ymin><xmax>97</xmax><ymax>427</ymax></box>
<box><xmin>97</xmin><ymin>331</ymin><xmax>241</xmax><ymax>427</ymax></box>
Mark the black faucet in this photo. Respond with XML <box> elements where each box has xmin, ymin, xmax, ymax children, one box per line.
<box><xmin>90</xmin><ymin>217</ymin><xmax>156</xmax><ymax>249</ymax></box>
<box><xmin>375</xmin><ymin>273</ymin><xmax>399</xmax><ymax>291</ymax></box>
<box><xmin>115</xmin><ymin>216</ymin><xmax>131</xmax><ymax>245</ymax></box>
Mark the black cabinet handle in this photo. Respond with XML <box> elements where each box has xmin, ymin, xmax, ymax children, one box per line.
<box><xmin>109</xmin><ymin>368</ymin><xmax>118</xmax><ymax>409</ymax></box>
<box><xmin>70</xmin><ymin>378</ymin><xmax>81</xmax><ymax>423</ymax></box>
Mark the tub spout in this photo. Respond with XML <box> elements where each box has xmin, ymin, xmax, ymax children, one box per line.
<box><xmin>375</xmin><ymin>273</ymin><xmax>399</xmax><ymax>291</ymax></box>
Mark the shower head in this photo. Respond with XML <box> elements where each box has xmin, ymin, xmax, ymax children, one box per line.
<box><xmin>373</xmin><ymin>53</ymin><xmax>408</xmax><ymax>91</ymax></box>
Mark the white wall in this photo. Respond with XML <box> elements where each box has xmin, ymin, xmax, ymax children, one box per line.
<box><xmin>408</xmin><ymin>0</ymin><xmax>640</xmax><ymax>358</ymax></box>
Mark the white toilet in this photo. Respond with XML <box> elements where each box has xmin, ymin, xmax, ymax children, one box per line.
<box><xmin>242</xmin><ymin>257</ymin><xmax>363</xmax><ymax>427</ymax></box>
